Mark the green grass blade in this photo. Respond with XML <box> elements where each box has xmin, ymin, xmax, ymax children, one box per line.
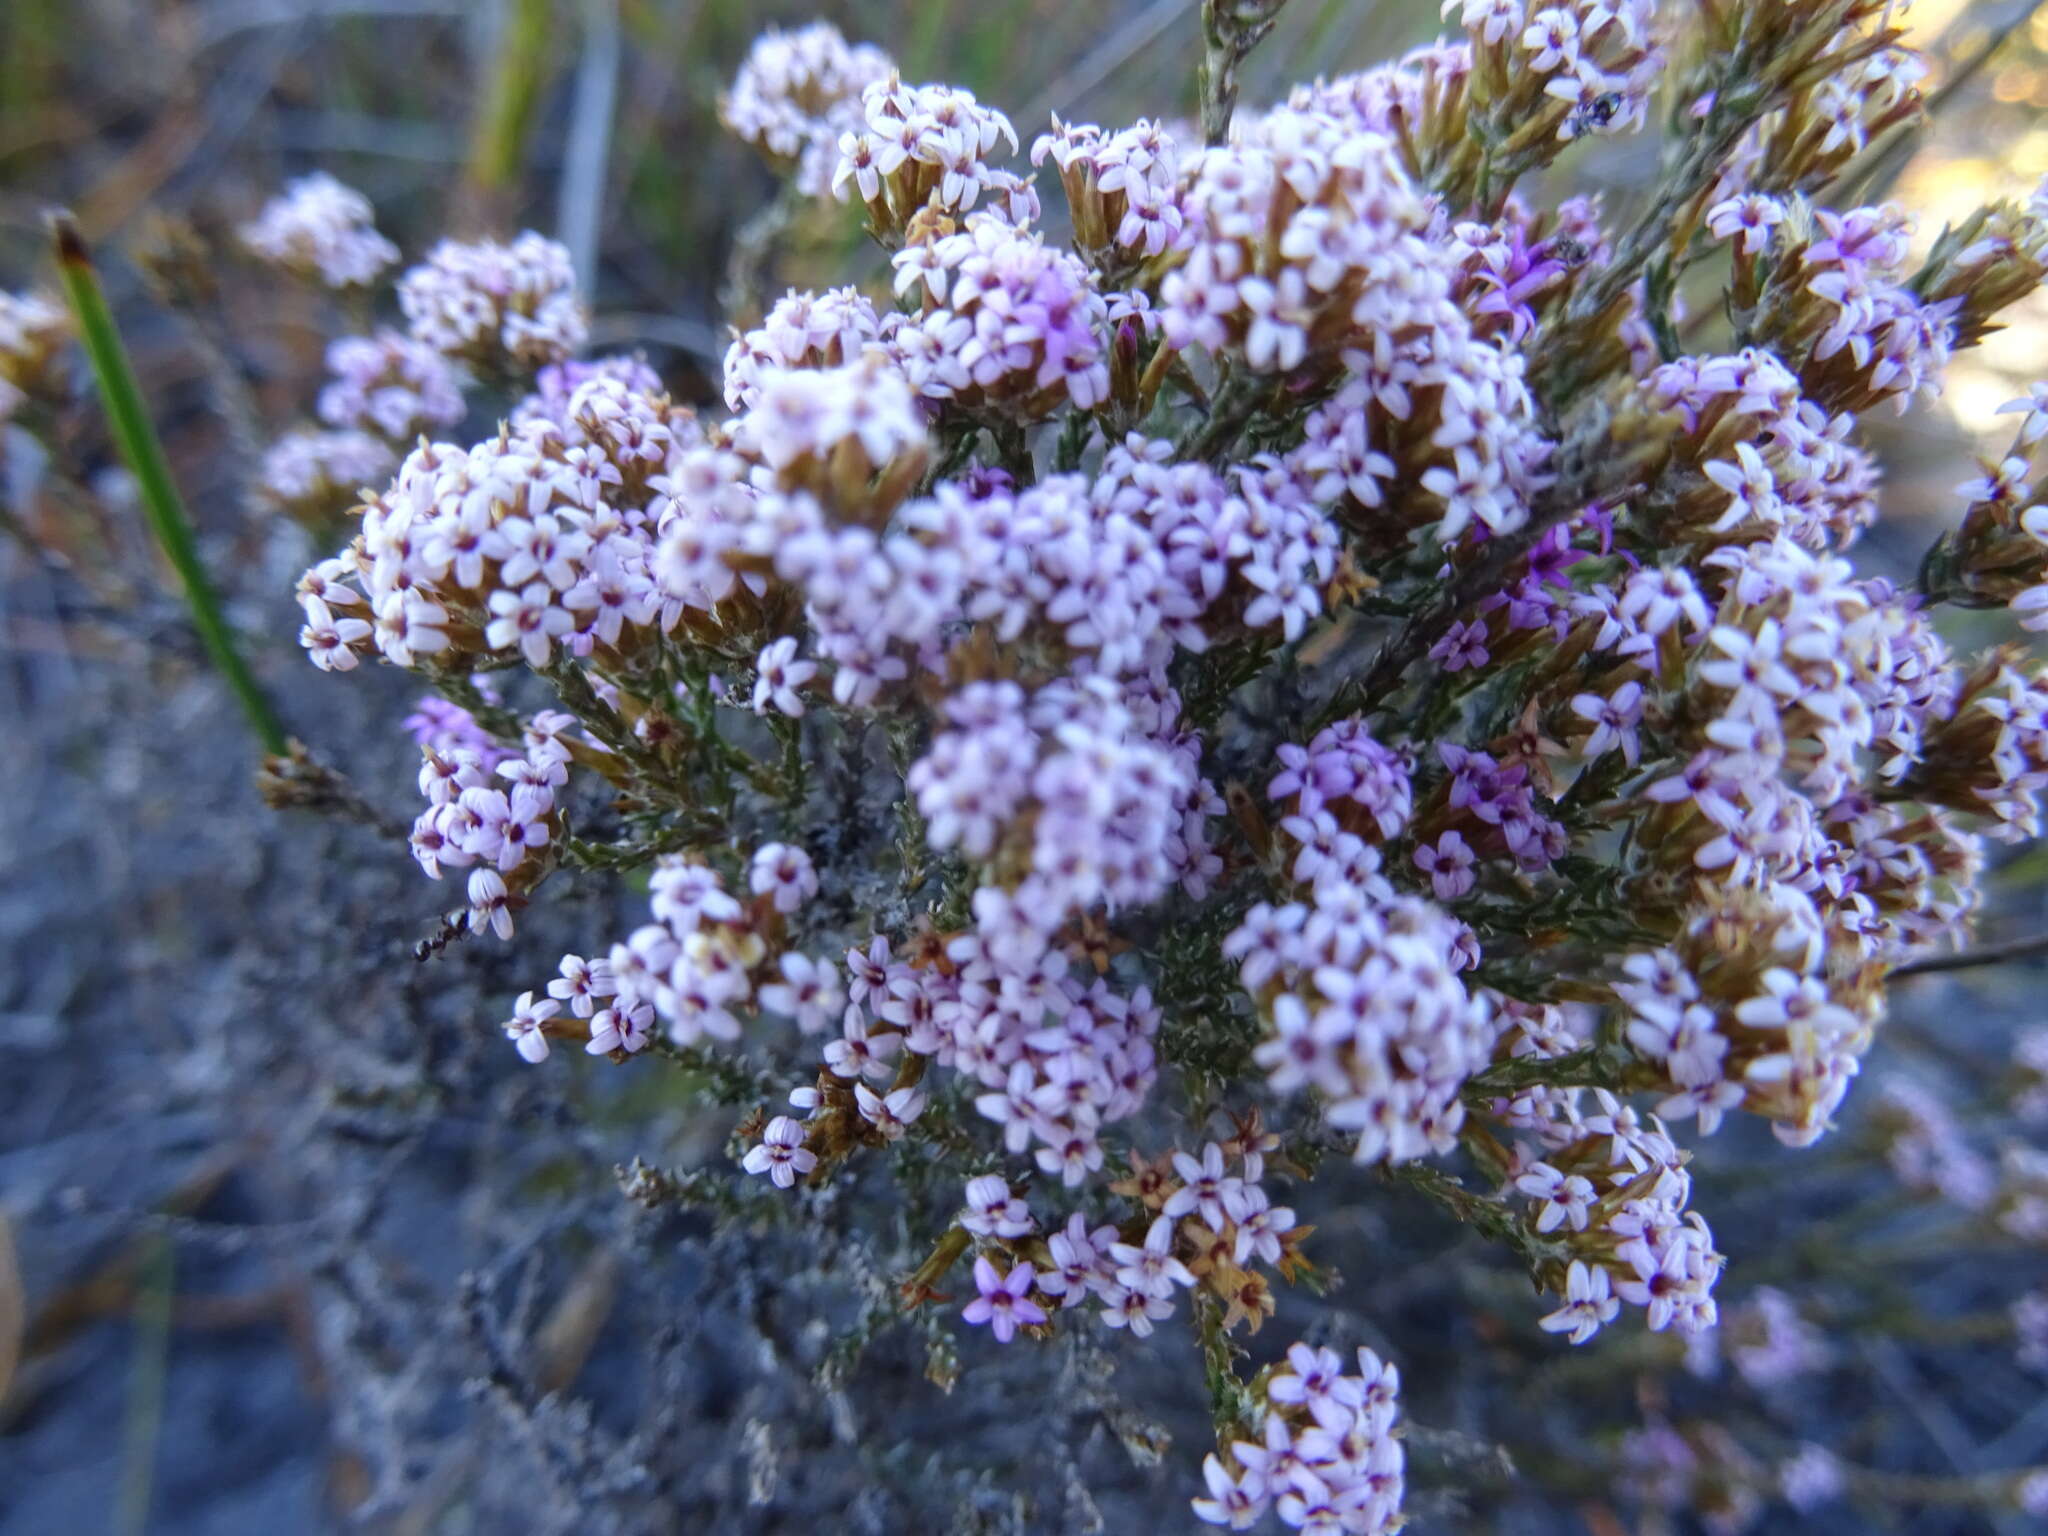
<box><xmin>50</xmin><ymin>213</ymin><xmax>289</xmax><ymax>756</ymax></box>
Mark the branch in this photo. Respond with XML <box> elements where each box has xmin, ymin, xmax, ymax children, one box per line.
<box><xmin>1892</xmin><ymin>931</ymin><xmax>2048</xmax><ymax>977</ymax></box>
<box><xmin>1199</xmin><ymin>1</ymin><xmax>1290</xmax><ymax>147</ymax></box>
<box><xmin>1319</xmin><ymin>493</ymin><xmax>1603</xmax><ymax>726</ymax></box>
<box><xmin>1463</xmin><ymin>1042</ymin><xmax>1639</xmax><ymax>1101</ymax></box>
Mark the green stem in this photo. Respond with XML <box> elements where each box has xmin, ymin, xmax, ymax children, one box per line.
<box><xmin>1463</xmin><ymin>1041</ymin><xmax>1638</xmax><ymax>1101</ymax></box>
<box><xmin>51</xmin><ymin>215</ymin><xmax>288</xmax><ymax>755</ymax></box>
<box><xmin>1194</xmin><ymin>1289</ymin><xmax>1253</xmax><ymax>1436</ymax></box>
<box><xmin>1385</xmin><ymin>1161</ymin><xmax>1572</xmax><ymax>1274</ymax></box>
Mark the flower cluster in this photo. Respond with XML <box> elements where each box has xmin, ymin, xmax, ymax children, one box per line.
<box><xmin>276</xmin><ymin>6</ymin><xmax>2048</xmax><ymax>1528</ymax></box>
<box><xmin>1155</xmin><ymin>105</ymin><xmax>1554</xmax><ymax>543</ymax></box>
<box><xmin>1193</xmin><ymin>1343</ymin><xmax>1404</xmax><ymax>1533</ymax></box>
<box><xmin>1728</xmin><ymin>198</ymin><xmax>1959</xmax><ymax>418</ymax></box>
<box><xmin>260</xmin><ymin>429</ymin><xmax>396</xmax><ymax>525</ymax></box>
<box><xmin>396</xmin><ymin>232</ymin><xmax>587</xmax><ymax>370</ymax></box>
<box><xmin>246</xmin><ymin>197</ymin><xmax>611</xmax><ymax>526</ymax></box>
<box><xmin>239</xmin><ymin>172</ymin><xmax>398</xmax><ymax>289</ymax></box>
<box><xmin>1032</xmin><ymin>117</ymin><xmax>1185</xmax><ymax>263</ymax></box>
<box><xmin>942</xmin><ymin>1123</ymin><xmax>1307</xmax><ymax>1346</ymax></box>
<box><xmin>317</xmin><ymin>330</ymin><xmax>467</xmax><ymax>439</ymax></box>
<box><xmin>832</xmin><ymin>75</ymin><xmax>1026</xmax><ymax>242</ymax></box>
<box><xmin>292</xmin><ymin>364</ymin><xmax>694</xmax><ymax>680</ymax></box>
<box><xmin>1228</xmin><ymin>851</ymin><xmax>1493</xmax><ymax>1167</ymax></box>
<box><xmin>720</xmin><ymin>21</ymin><xmax>894</xmax><ymax>198</ymax></box>
<box><xmin>1927</xmin><ymin>383</ymin><xmax>2048</xmax><ymax>625</ymax></box>
<box><xmin>411</xmin><ymin>727</ymin><xmax>569</xmax><ymax>944</ymax></box>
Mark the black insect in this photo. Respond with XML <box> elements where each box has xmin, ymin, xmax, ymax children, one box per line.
<box><xmin>1565</xmin><ymin>92</ymin><xmax>1627</xmax><ymax>140</ymax></box>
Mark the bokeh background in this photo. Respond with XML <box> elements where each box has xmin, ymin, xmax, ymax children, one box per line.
<box><xmin>4</xmin><ymin>2</ymin><xmax>2048</xmax><ymax>1532</ymax></box>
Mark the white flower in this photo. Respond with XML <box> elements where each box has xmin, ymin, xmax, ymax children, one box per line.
<box><xmin>742</xmin><ymin>1115</ymin><xmax>817</xmax><ymax>1188</ymax></box>
<box><xmin>749</xmin><ymin>842</ymin><xmax>819</xmax><ymax>913</ymax></box>
<box><xmin>752</xmin><ymin>636</ymin><xmax>818</xmax><ymax>716</ymax></box>
<box><xmin>485</xmin><ymin>582</ymin><xmax>572</xmax><ymax>668</ymax></box>
<box><xmin>501</xmin><ymin>990</ymin><xmax>558</xmax><ymax>1064</ymax></box>
<box><xmin>758</xmin><ymin>952</ymin><xmax>845</xmax><ymax>1034</ymax></box>
<box><xmin>854</xmin><ymin>1083</ymin><xmax>925</xmax><ymax>1138</ymax></box>
<box><xmin>1538</xmin><ymin>1260</ymin><xmax>1618</xmax><ymax>1345</ymax></box>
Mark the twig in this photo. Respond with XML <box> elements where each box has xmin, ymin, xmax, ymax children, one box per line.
<box><xmin>1559</xmin><ymin>79</ymin><xmax>1767</xmax><ymax>335</ymax></box>
<box><xmin>1462</xmin><ymin>1042</ymin><xmax>1638</xmax><ymax>1101</ymax></box>
<box><xmin>256</xmin><ymin>740</ymin><xmax>409</xmax><ymax>839</ymax></box>
<box><xmin>1199</xmin><ymin>1</ymin><xmax>1291</xmax><ymax>147</ymax></box>
<box><xmin>50</xmin><ymin>213</ymin><xmax>288</xmax><ymax>755</ymax></box>
<box><xmin>649</xmin><ymin>1037</ymin><xmax>783</xmax><ymax>1105</ymax></box>
<box><xmin>1892</xmin><ymin>931</ymin><xmax>2048</xmax><ymax>977</ymax></box>
<box><xmin>1321</xmin><ymin>497</ymin><xmax>1602</xmax><ymax>725</ymax></box>
<box><xmin>1384</xmin><ymin>1162</ymin><xmax>1571</xmax><ymax>1274</ymax></box>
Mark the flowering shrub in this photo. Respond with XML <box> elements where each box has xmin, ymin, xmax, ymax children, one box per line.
<box><xmin>268</xmin><ymin>2</ymin><xmax>2048</xmax><ymax>1527</ymax></box>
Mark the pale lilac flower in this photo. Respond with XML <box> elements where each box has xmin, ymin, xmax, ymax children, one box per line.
<box><xmin>1163</xmin><ymin>1142</ymin><xmax>1242</xmax><ymax>1228</ymax></box>
<box><xmin>548</xmin><ymin>953</ymin><xmax>616</xmax><ymax>1018</ymax></box>
<box><xmin>821</xmin><ymin>1006</ymin><xmax>901</xmax><ymax>1081</ymax></box>
<box><xmin>242</xmin><ymin>173</ymin><xmax>397</xmax><ymax>287</ymax></box>
<box><xmin>1778</xmin><ymin>1445</ymin><xmax>1844</xmax><ymax>1511</ymax></box>
<box><xmin>486</xmin><ymin>582</ymin><xmax>571</xmax><ymax>668</ymax></box>
<box><xmin>1706</xmin><ymin>192</ymin><xmax>1784</xmax><ymax>255</ymax></box>
<box><xmin>743</xmin><ymin>1115</ymin><xmax>817</xmax><ymax>1188</ymax></box>
<box><xmin>649</xmin><ymin>860</ymin><xmax>744</xmax><ymax>930</ymax></box>
<box><xmin>1098</xmin><ymin>1284</ymin><xmax>1174</xmax><ymax>1337</ymax></box>
<box><xmin>749</xmin><ymin>842</ymin><xmax>819</xmax><ymax>912</ymax></box>
<box><xmin>1539</xmin><ymin>1260</ymin><xmax>1619</xmax><ymax>1344</ymax></box>
<box><xmin>1429</xmin><ymin>619</ymin><xmax>1491</xmax><ymax>672</ymax></box>
<box><xmin>1038</xmin><ymin>1212</ymin><xmax>1117</xmax><ymax>1300</ymax></box>
<box><xmin>974</xmin><ymin>1061</ymin><xmax>1043</xmax><ymax>1154</ymax></box>
<box><xmin>299</xmin><ymin>596</ymin><xmax>373</xmax><ymax>671</ymax></box>
<box><xmin>586</xmin><ymin>1000</ymin><xmax>653</xmax><ymax>1055</ymax></box>
<box><xmin>960</xmin><ymin>1175</ymin><xmax>1035</xmax><ymax>1239</ymax></box>
<box><xmin>1268</xmin><ymin>1343</ymin><xmax>1358</xmax><ymax>1412</ymax></box>
<box><xmin>1571</xmin><ymin>680</ymin><xmax>1645</xmax><ymax>764</ymax></box>
<box><xmin>502</xmin><ymin>990</ymin><xmax>558</xmax><ymax>1064</ymax></box>
<box><xmin>854</xmin><ymin>1082</ymin><xmax>925</xmax><ymax>1138</ymax></box>
<box><xmin>961</xmin><ymin>1257</ymin><xmax>1045</xmax><ymax>1342</ymax></box>
<box><xmin>759</xmin><ymin>952</ymin><xmax>845</xmax><ymax>1034</ymax></box>
<box><xmin>1230</xmin><ymin>1188</ymin><xmax>1296</xmax><ymax>1267</ymax></box>
<box><xmin>466</xmin><ymin>868</ymin><xmax>515</xmax><ymax>940</ymax></box>
<box><xmin>1516</xmin><ymin>1162</ymin><xmax>1597</xmax><ymax>1233</ymax></box>
<box><xmin>1191</xmin><ymin>1454</ymin><xmax>1269</xmax><ymax>1529</ymax></box>
<box><xmin>1110</xmin><ymin>1215</ymin><xmax>1196</xmax><ymax>1298</ymax></box>
<box><xmin>753</xmin><ymin>635</ymin><xmax>818</xmax><ymax>716</ymax></box>
<box><xmin>2018</xmin><ymin>1469</ymin><xmax>2048</xmax><ymax>1517</ymax></box>
<box><xmin>1412</xmin><ymin>830</ymin><xmax>1476</xmax><ymax>900</ymax></box>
